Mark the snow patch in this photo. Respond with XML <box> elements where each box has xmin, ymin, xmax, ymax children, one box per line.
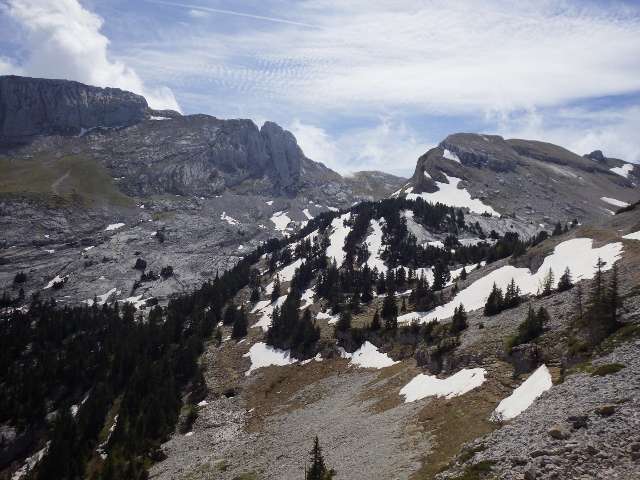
<box><xmin>622</xmin><ymin>231</ymin><xmax>640</xmax><ymax>241</ymax></box>
<box><xmin>105</xmin><ymin>223</ymin><xmax>125</xmax><ymax>231</ymax></box>
<box><xmin>348</xmin><ymin>341</ymin><xmax>398</xmax><ymax>369</ymax></box>
<box><xmin>610</xmin><ymin>163</ymin><xmax>634</xmax><ymax>178</ymax></box>
<box><xmin>601</xmin><ymin>197</ymin><xmax>629</xmax><ymax>208</ymax></box>
<box><xmin>406</xmin><ymin>174</ymin><xmax>499</xmax><ymax>216</ymax></box>
<box><xmin>85</xmin><ymin>288</ymin><xmax>118</xmax><ymax>306</ymax></box>
<box><xmin>364</xmin><ymin>219</ymin><xmax>385</xmax><ymax>271</ymax></box>
<box><xmin>270</xmin><ymin>211</ymin><xmax>292</xmax><ymax>232</ymax></box>
<box><xmin>302</xmin><ymin>208</ymin><xmax>314</xmax><ymax>220</ymax></box>
<box><xmin>326</xmin><ymin>213</ymin><xmax>352</xmax><ymax>265</ymax></box>
<box><xmin>442</xmin><ymin>149</ymin><xmax>461</xmax><ymax>164</ymax></box>
<box><xmin>400</xmin><ymin>368</ymin><xmax>486</xmax><ymax>402</ymax></box>
<box><xmin>252</xmin><ymin>295</ymin><xmax>287</xmax><ymax>331</ymax></box>
<box><xmin>265</xmin><ymin>200</ymin><xmax>274</xmax><ymax>206</ymax></box>
<box><xmin>221</xmin><ymin>211</ymin><xmax>240</xmax><ymax>226</ymax></box>
<box><xmin>44</xmin><ymin>274</ymin><xmax>68</xmax><ymax>289</ymax></box>
<box><xmin>491</xmin><ymin>364</ymin><xmax>552</xmax><ymax>421</ymax></box>
<box><xmin>244</xmin><ymin>342</ymin><xmax>297</xmax><ymax>375</ymax></box>
<box><xmin>316</xmin><ymin>310</ymin><xmax>339</xmax><ymax>324</ymax></box>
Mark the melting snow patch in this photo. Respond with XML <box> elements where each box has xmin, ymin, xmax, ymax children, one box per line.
<box><xmin>301</xmin><ymin>353</ymin><xmax>323</xmax><ymax>365</ymax></box>
<box><xmin>105</xmin><ymin>223</ymin><xmax>125</xmax><ymax>231</ymax></box>
<box><xmin>423</xmin><ymin>170</ymin><xmax>432</xmax><ymax>179</ymax></box>
<box><xmin>610</xmin><ymin>164</ymin><xmax>634</xmax><ymax>178</ymax></box>
<box><xmin>270</xmin><ymin>211</ymin><xmax>292</xmax><ymax>232</ymax></box>
<box><xmin>406</xmin><ymin>174</ymin><xmax>499</xmax><ymax>216</ymax></box>
<box><xmin>44</xmin><ymin>249</ymin><xmax>55</xmax><ymax>254</ymax></box>
<box><xmin>299</xmin><ymin>288</ymin><xmax>315</xmax><ymax>310</ymax></box>
<box><xmin>12</xmin><ymin>443</ymin><xmax>50</xmax><ymax>480</ymax></box>
<box><xmin>601</xmin><ymin>197</ymin><xmax>629</xmax><ymax>208</ymax></box>
<box><xmin>83</xmin><ymin>246</ymin><xmax>95</xmax><ymax>252</ymax></box>
<box><xmin>221</xmin><ymin>212</ymin><xmax>240</xmax><ymax>225</ymax></box>
<box><xmin>400</xmin><ymin>368</ymin><xmax>486</xmax><ymax>403</ymax></box>
<box><xmin>265</xmin><ymin>200</ymin><xmax>274</xmax><ymax>206</ymax></box>
<box><xmin>326</xmin><ymin>213</ymin><xmax>352</xmax><ymax>265</ymax></box>
<box><xmin>399</xmin><ymin>237</ymin><xmax>623</xmax><ymax>324</ymax></box>
<box><xmin>491</xmin><ymin>364</ymin><xmax>552</xmax><ymax>421</ymax></box>
<box><xmin>252</xmin><ymin>295</ymin><xmax>287</xmax><ymax>331</ymax></box>
<box><xmin>622</xmin><ymin>231</ymin><xmax>640</xmax><ymax>241</ymax></box>
<box><xmin>316</xmin><ymin>310</ymin><xmax>339</xmax><ymax>324</ymax></box>
<box><xmin>302</xmin><ymin>208</ymin><xmax>314</xmax><ymax>220</ymax></box>
<box><xmin>348</xmin><ymin>341</ymin><xmax>398</xmax><ymax>369</ymax></box>
<box><xmin>243</xmin><ymin>342</ymin><xmax>297</xmax><ymax>375</ymax></box>
<box><xmin>85</xmin><ymin>288</ymin><xmax>118</xmax><ymax>306</ymax></box>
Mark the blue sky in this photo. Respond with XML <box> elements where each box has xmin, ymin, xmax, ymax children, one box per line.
<box><xmin>1</xmin><ymin>0</ymin><xmax>640</xmax><ymax>176</ymax></box>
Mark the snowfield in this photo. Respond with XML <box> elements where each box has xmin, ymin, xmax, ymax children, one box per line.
<box><xmin>364</xmin><ymin>219</ymin><xmax>385</xmax><ymax>271</ymax></box>
<box><xmin>243</xmin><ymin>342</ymin><xmax>297</xmax><ymax>376</ymax></box>
<box><xmin>345</xmin><ymin>341</ymin><xmax>398</xmax><ymax>369</ymax></box>
<box><xmin>406</xmin><ymin>174</ymin><xmax>499</xmax><ymax>216</ymax></box>
<box><xmin>266</xmin><ymin>258</ymin><xmax>304</xmax><ymax>295</ymax></box>
<box><xmin>610</xmin><ymin>163</ymin><xmax>634</xmax><ymax>178</ymax></box>
<box><xmin>326</xmin><ymin>213</ymin><xmax>352</xmax><ymax>266</ymax></box>
<box><xmin>104</xmin><ymin>223</ymin><xmax>125</xmax><ymax>231</ymax></box>
<box><xmin>220</xmin><ymin>212</ymin><xmax>240</xmax><ymax>226</ymax></box>
<box><xmin>623</xmin><ymin>231</ymin><xmax>640</xmax><ymax>241</ymax></box>
<box><xmin>601</xmin><ymin>197</ymin><xmax>629</xmax><ymax>208</ymax></box>
<box><xmin>399</xmin><ymin>238</ymin><xmax>623</xmax><ymax>324</ymax></box>
<box><xmin>491</xmin><ymin>364</ymin><xmax>552</xmax><ymax>421</ymax></box>
<box><xmin>400</xmin><ymin>368</ymin><xmax>486</xmax><ymax>402</ymax></box>
<box><xmin>270</xmin><ymin>211</ymin><xmax>292</xmax><ymax>232</ymax></box>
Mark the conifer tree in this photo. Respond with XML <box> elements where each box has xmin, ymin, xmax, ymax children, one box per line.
<box><xmin>231</xmin><ymin>306</ymin><xmax>248</xmax><ymax>339</ymax></box>
<box><xmin>540</xmin><ymin>268</ymin><xmax>555</xmax><ymax>296</ymax></box>
<box><xmin>306</xmin><ymin>436</ymin><xmax>335</xmax><ymax>480</ymax></box>
<box><xmin>451</xmin><ymin>304</ymin><xmax>468</xmax><ymax>334</ymax></box>
<box><xmin>504</xmin><ymin>278</ymin><xmax>522</xmax><ymax>309</ymax></box>
<box><xmin>335</xmin><ymin>308</ymin><xmax>352</xmax><ymax>333</ymax></box>
<box><xmin>432</xmin><ymin>260</ymin><xmax>451</xmax><ymax>291</ymax></box>
<box><xmin>557</xmin><ymin>267</ymin><xmax>573</xmax><ymax>292</ymax></box>
<box><xmin>382</xmin><ymin>291</ymin><xmax>398</xmax><ymax>330</ymax></box>
<box><xmin>271</xmin><ymin>275</ymin><xmax>282</xmax><ymax>303</ymax></box>
<box><xmin>484</xmin><ymin>283</ymin><xmax>504</xmax><ymax>316</ymax></box>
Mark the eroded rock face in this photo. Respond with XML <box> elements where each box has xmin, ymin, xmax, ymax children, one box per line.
<box><xmin>0</xmin><ymin>75</ymin><xmax>148</xmax><ymax>143</ymax></box>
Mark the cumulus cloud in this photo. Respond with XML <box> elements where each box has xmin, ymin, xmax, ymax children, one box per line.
<box><xmin>290</xmin><ymin>118</ymin><xmax>427</xmax><ymax>176</ymax></box>
<box><xmin>3</xmin><ymin>0</ymin><xmax>180</xmax><ymax>111</ymax></box>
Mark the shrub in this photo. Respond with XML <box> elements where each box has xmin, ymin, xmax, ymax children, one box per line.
<box><xmin>13</xmin><ymin>272</ymin><xmax>27</xmax><ymax>284</ymax></box>
<box><xmin>591</xmin><ymin>363</ymin><xmax>624</xmax><ymax>376</ymax></box>
<box><xmin>133</xmin><ymin>258</ymin><xmax>147</xmax><ymax>271</ymax></box>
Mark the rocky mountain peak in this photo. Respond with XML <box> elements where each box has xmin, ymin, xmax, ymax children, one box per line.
<box><xmin>260</xmin><ymin>121</ymin><xmax>304</xmax><ymax>193</ymax></box>
<box><xmin>0</xmin><ymin>75</ymin><xmax>149</xmax><ymax>145</ymax></box>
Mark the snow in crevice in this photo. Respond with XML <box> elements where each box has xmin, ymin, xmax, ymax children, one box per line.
<box><xmin>399</xmin><ymin>237</ymin><xmax>623</xmax><ymax>324</ymax></box>
<box><xmin>244</xmin><ymin>342</ymin><xmax>297</xmax><ymax>376</ymax></box>
<box><xmin>601</xmin><ymin>197</ymin><xmax>629</xmax><ymax>208</ymax></box>
<box><xmin>364</xmin><ymin>219</ymin><xmax>385</xmax><ymax>271</ymax></box>
<box><xmin>491</xmin><ymin>364</ymin><xmax>552</xmax><ymax>421</ymax></box>
<box><xmin>400</xmin><ymin>368</ymin><xmax>486</xmax><ymax>402</ymax></box>
<box><xmin>406</xmin><ymin>174</ymin><xmax>499</xmax><ymax>216</ymax></box>
<box><xmin>442</xmin><ymin>148</ymin><xmax>461</xmax><ymax>164</ymax></box>
<box><xmin>302</xmin><ymin>208</ymin><xmax>314</xmax><ymax>220</ymax></box>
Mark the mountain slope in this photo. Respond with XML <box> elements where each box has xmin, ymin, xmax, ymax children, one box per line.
<box><xmin>398</xmin><ymin>133</ymin><xmax>639</xmax><ymax>226</ymax></box>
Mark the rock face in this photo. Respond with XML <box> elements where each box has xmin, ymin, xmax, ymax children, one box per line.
<box><xmin>402</xmin><ymin>132</ymin><xmax>639</xmax><ymax>226</ymax></box>
<box><xmin>0</xmin><ymin>75</ymin><xmax>148</xmax><ymax>144</ymax></box>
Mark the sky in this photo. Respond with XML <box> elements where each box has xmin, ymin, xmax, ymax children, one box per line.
<box><xmin>1</xmin><ymin>0</ymin><xmax>639</xmax><ymax>176</ymax></box>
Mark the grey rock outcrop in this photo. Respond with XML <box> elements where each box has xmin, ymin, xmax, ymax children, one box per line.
<box><xmin>0</xmin><ymin>75</ymin><xmax>148</xmax><ymax>144</ymax></box>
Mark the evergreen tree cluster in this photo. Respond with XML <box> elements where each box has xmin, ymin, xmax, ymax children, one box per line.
<box><xmin>506</xmin><ymin>304</ymin><xmax>549</xmax><ymax>352</ymax></box>
<box><xmin>483</xmin><ymin>279</ymin><xmax>523</xmax><ymax>316</ymax></box>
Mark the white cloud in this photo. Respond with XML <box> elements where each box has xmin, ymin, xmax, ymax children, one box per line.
<box><xmin>0</xmin><ymin>56</ymin><xmax>20</xmax><ymax>75</ymax></box>
<box><xmin>498</xmin><ymin>105</ymin><xmax>640</xmax><ymax>164</ymax></box>
<box><xmin>121</xmin><ymin>1</ymin><xmax>640</xmax><ymax>117</ymax></box>
<box><xmin>290</xmin><ymin>118</ymin><xmax>426</xmax><ymax>176</ymax></box>
<box><xmin>4</xmin><ymin>0</ymin><xmax>180</xmax><ymax>111</ymax></box>
<box><xmin>188</xmin><ymin>9</ymin><xmax>208</xmax><ymax>18</ymax></box>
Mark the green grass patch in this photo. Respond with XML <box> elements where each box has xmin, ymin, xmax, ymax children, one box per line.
<box><xmin>0</xmin><ymin>154</ymin><xmax>133</xmax><ymax>207</ymax></box>
<box><xmin>591</xmin><ymin>363</ymin><xmax>625</xmax><ymax>376</ymax></box>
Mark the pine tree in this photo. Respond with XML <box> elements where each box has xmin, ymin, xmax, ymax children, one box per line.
<box><xmin>223</xmin><ymin>302</ymin><xmax>237</xmax><ymax>325</ymax></box>
<box><xmin>271</xmin><ymin>275</ymin><xmax>282</xmax><ymax>303</ymax></box>
<box><xmin>540</xmin><ymin>268</ymin><xmax>555</xmax><ymax>296</ymax></box>
<box><xmin>231</xmin><ymin>306</ymin><xmax>248</xmax><ymax>339</ymax></box>
<box><xmin>557</xmin><ymin>267</ymin><xmax>573</xmax><ymax>292</ymax></box>
<box><xmin>484</xmin><ymin>283</ymin><xmax>504</xmax><ymax>316</ymax></box>
<box><xmin>306</xmin><ymin>436</ymin><xmax>335</xmax><ymax>480</ymax></box>
<box><xmin>250</xmin><ymin>286</ymin><xmax>260</xmax><ymax>303</ymax></box>
<box><xmin>432</xmin><ymin>260</ymin><xmax>451</xmax><ymax>291</ymax></box>
<box><xmin>450</xmin><ymin>304</ymin><xmax>468</xmax><ymax>334</ymax></box>
<box><xmin>504</xmin><ymin>278</ymin><xmax>521</xmax><ymax>309</ymax></box>
<box><xmin>460</xmin><ymin>267</ymin><xmax>467</xmax><ymax>281</ymax></box>
<box><xmin>382</xmin><ymin>291</ymin><xmax>398</xmax><ymax>330</ymax></box>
